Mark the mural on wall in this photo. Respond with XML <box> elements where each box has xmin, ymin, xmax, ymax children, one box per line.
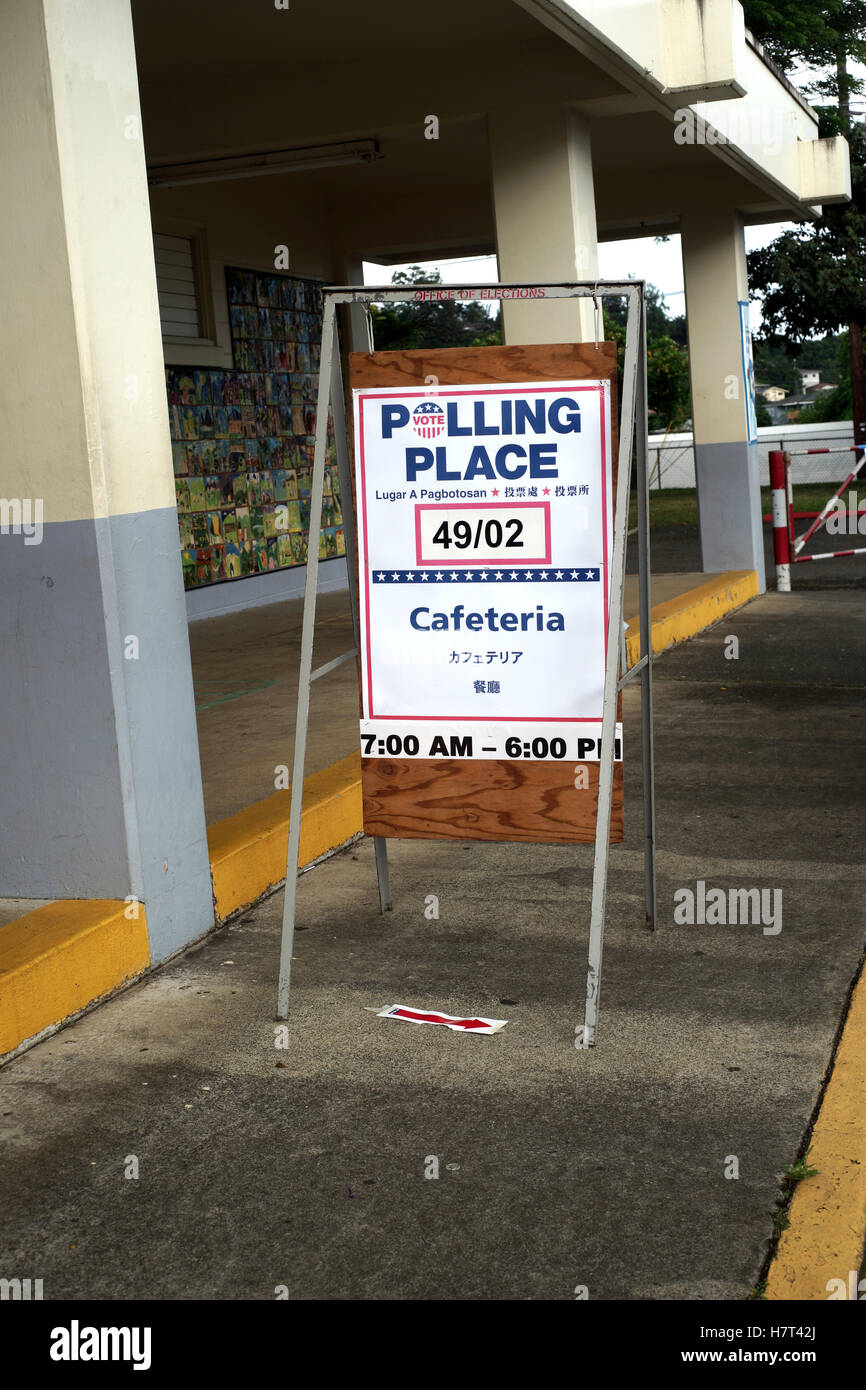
<box><xmin>168</xmin><ymin>267</ymin><xmax>344</xmax><ymax>589</ymax></box>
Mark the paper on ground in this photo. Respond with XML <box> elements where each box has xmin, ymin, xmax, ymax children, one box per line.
<box><xmin>372</xmin><ymin>1004</ymin><xmax>508</xmax><ymax>1034</ymax></box>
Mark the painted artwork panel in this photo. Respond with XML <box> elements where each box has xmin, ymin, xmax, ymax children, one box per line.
<box><xmin>168</xmin><ymin>267</ymin><xmax>341</xmax><ymax>589</ymax></box>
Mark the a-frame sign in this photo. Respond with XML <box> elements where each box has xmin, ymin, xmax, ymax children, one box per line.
<box><xmin>276</xmin><ymin>282</ymin><xmax>655</xmax><ymax>1048</ymax></box>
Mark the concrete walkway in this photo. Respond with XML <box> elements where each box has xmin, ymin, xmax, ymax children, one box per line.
<box><xmin>1</xmin><ymin>588</ymin><xmax>863</xmax><ymax>1299</ymax></box>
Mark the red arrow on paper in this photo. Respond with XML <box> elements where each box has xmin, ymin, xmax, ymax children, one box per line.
<box><xmin>391</xmin><ymin>1008</ymin><xmax>490</xmax><ymax>1030</ymax></box>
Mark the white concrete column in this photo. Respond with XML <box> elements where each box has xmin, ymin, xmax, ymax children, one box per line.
<box><xmin>340</xmin><ymin>255</ymin><xmax>373</xmax><ymax>354</ymax></box>
<box><xmin>0</xmin><ymin>0</ymin><xmax>213</xmax><ymax>958</ymax></box>
<box><xmin>489</xmin><ymin>105</ymin><xmax>599</xmax><ymax>344</ymax></box>
<box><xmin>681</xmin><ymin>208</ymin><xmax>766</xmax><ymax>588</ymax></box>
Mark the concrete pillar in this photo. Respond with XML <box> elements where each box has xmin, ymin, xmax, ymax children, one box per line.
<box><xmin>0</xmin><ymin>0</ymin><xmax>213</xmax><ymax>960</ymax></box>
<box><xmin>681</xmin><ymin>208</ymin><xmax>766</xmax><ymax>588</ymax></box>
<box><xmin>340</xmin><ymin>256</ymin><xmax>373</xmax><ymax>354</ymax></box>
<box><xmin>489</xmin><ymin>105</ymin><xmax>599</xmax><ymax>344</ymax></box>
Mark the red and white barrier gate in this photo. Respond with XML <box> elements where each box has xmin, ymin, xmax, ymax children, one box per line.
<box><xmin>769</xmin><ymin>445</ymin><xmax>866</xmax><ymax>590</ymax></box>
<box><xmin>769</xmin><ymin>450</ymin><xmax>791</xmax><ymax>591</ymax></box>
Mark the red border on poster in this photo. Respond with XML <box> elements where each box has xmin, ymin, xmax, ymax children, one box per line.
<box><xmin>356</xmin><ymin>383</ymin><xmax>609</xmax><ymax>722</ymax></box>
<box><xmin>413</xmin><ymin>500</ymin><xmax>552</xmax><ymax>567</ymax></box>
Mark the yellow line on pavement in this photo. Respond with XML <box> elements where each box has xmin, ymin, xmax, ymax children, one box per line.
<box><xmin>625</xmin><ymin>570</ymin><xmax>758</xmax><ymax>666</ymax></box>
<box><xmin>765</xmin><ymin>961</ymin><xmax>866</xmax><ymax>1300</ymax></box>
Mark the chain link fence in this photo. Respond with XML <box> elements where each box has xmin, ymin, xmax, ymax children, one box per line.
<box><xmin>648</xmin><ymin>421</ymin><xmax>857</xmax><ymax>489</ymax></box>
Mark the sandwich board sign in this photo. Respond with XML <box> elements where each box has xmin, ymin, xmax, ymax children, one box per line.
<box><xmin>276</xmin><ymin>285</ymin><xmax>654</xmax><ymax>1049</ymax></box>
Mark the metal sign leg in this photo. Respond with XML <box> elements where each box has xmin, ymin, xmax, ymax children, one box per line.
<box><xmin>330</xmin><ymin>324</ymin><xmax>392</xmax><ymax>915</ymax></box>
<box><xmin>579</xmin><ymin>288</ymin><xmax>642</xmax><ymax>1048</ymax></box>
<box><xmin>373</xmin><ymin>836</ymin><xmax>392</xmax><ymax>912</ymax></box>
<box><xmin>276</xmin><ymin>301</ymin><xmax>338</xmax><ymax>1019</ymax></box>
<box><xmin>331</xmin><ymin>334</ymin><xmax>359</xmax><ymax>639</ymax></box>
<box><xmin>635</xmin><ymin>308</ymin><xmax>657</xmax><ymax>930</ymax></box>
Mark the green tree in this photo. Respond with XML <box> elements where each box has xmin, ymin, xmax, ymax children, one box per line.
<box><xmin>742</xmin><ymin>1</ymin><xmax>866</xmax><ymax>73</ymax></box>
<box><xmin>754</xmin><ymin>333</ymin><xmax>845</xmax><ymax>393</ymax></box>
<box><xmin>646</xmin><ymin>336</ymin><xmax>692</xmax><ymax>432</ymax></box>
<box><xmin>798</xmin><ymin>331</ymin><xmax>862</xmax><ymax>419</ymax></box>
<box><xmin>605</xmin><ymin>284</ymin><xmax>686</xmax><ymax>343</ymax></box>
<box><xmin>748</xmin><ymin>120</ymin><xmax>866</xmax><ymax>436</ymax></box>
<box><xmin>369</xmin><ymin>266</ymin><xmax>502</xmax><ymax>349</ymax></box>
<box><xmin>604</xmin><ymin>285</ymin><xmax>691</xmax><ymax>429</ymax></box>
<box><xmin>799</xmin><ymin>334</ymin><xmax>846</xmax><ymax>379</ymax></box>
<box><xmin>742</xmin><ymin>1</ymin><xmax>866</xmax><ymax>443</ymax></box>
<box><xmin>752</xmin><ymin>337</ymin><xmax>801</xmax><ymax>391</ymax></box>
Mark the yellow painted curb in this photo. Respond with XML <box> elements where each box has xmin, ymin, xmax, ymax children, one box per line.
<box><xmin>765</xmin><ymin>963</ymin><xmax>866</xmax><ymax>1301</ymax></box>
<box><xmin>207</xmin><ymin>751</ymin><xmax>363</xmax><ymax>920</ymax></box>
<box><xmin>0</xmin><ymin>900</ymin><xmax>150</xmax><ymax>1058</ymax></box>
<box><xmin>625</xmin><ymin>570</ymin><xmax>759</xmax><ymax>667</ymax></box>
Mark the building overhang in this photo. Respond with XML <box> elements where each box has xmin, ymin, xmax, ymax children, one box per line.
<box><xmin>515</xmin><ymin>0</ymin><xmax>749</xmax><ymax>104</ymax></box>
<box><xmin>517</xmin><ymin>0</ymin><xmax>851</xmax><ymax>216</ymax></box>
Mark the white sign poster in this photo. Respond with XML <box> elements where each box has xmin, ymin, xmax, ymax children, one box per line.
<box><xmin>739</xmin><ymin>300</ymin><xmax>758</xmax><ymax>444</ymax></box>
<box><xmin>353</xmin><ymin>379</ymin><xmax>620</xmax><ymax>762</ymax></box>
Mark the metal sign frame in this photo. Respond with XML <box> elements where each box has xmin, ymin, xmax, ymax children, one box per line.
<box><xmin>276</xmin><ymin>280</ymin><xmax>654</xmax><ymax>1048</ymax></box>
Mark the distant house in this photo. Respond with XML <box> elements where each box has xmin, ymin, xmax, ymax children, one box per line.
<box><xmin>783</xmin><ymin>384</ymin><xmax>840</xmax><ymax>420</ymax></box>
<box><xmin>782</xmin><ymin>393</ymin><xmax>823</xmax><ymax>422</ymax></box>
<box><xmin>799</xmin><ymin>368</ymin><xmax>821</xmax><ymax>389</ymax></box>
<box><xmin>760</xmin><ymin>384</ymin><xmax>788</xmax><ymax>402</ymax></box>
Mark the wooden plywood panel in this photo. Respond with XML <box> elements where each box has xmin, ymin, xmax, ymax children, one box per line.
<box><xmin>350</xmin><ymin>342</ymin><xmax>623</xmax><ymax>845</ymax></box>
<box><xmin>361</xmin><ymin>757</ymin><xmax>622</xmax><ymax>845</ymax></box>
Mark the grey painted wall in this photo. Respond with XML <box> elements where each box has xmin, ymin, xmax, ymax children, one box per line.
<box><xmin>107</xmin><ymin>508</ymin><xmax>214</xmax><ymax>961</ymax></box>
<box><xmin>0</xmin><ymin>508</ymin><xmax>214</xmax><ymax>962</ymax></box>
<box><xmin>185</xmin><ymin>555</ymin><xmax>348</xmax><ymax>621</ymax></box>
<box><xmin>0</xmin><ymin>521</ymin><xmax>130</xmax><ymax>893</ymax></box>
<box><xmin>694</xmin><ymin>440</ymin><xmax>767</xmax><ymax>591</ymax></box>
